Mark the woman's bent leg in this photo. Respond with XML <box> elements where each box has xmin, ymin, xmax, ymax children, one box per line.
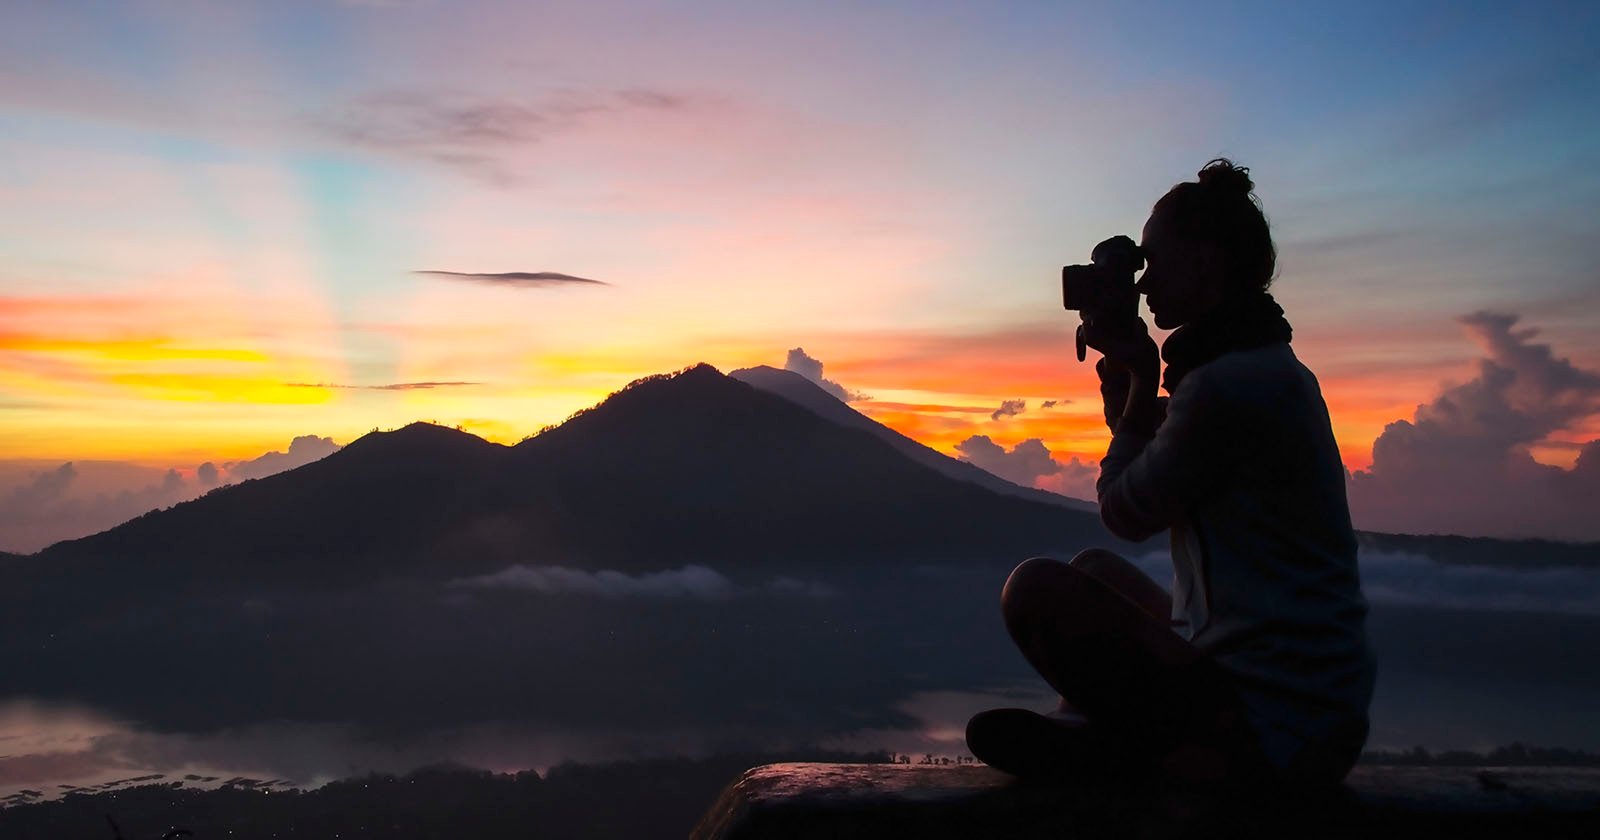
<box><xmin>1067</xmin><ymin>547</ymin><xmax>1172</xmax><ymax>624</ymax></box>
<box><xmin>978</xmin><ymin>555</ymin><xmax>1261</xmax><ymax>778</ymax></box>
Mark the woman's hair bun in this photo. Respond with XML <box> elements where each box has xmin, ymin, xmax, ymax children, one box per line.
<box><xmin>1196</xmin><ymin>158</ymin><xmax>1254</xmax><ymax>197</ymax></box>
<box><xmin>1156</xmin><ymin>157</ymin><xmax>1276</xmax><ymax>291</ymax></box>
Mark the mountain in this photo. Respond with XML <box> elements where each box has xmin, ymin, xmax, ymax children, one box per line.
<box><xmin>25</xmin><ymin>364</ymin><xmax>1107</xmax><ymax>591</ymax></box>
<box><xmin>729</xmin><ymin>365</ymin><xmax>1096</xmax><ymax>512</ymax></box>
<box><xmin>503</xmin><ymin>364</ymin><xmax>1103</xmax><ymax>569</ymax></box>
<box><xmin>5</xmin><ymin>364</ymin><xmax>1599</xmax><ymax>750</ymax></box>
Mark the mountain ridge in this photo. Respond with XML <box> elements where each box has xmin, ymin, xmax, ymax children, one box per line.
<box><xmin>28</xmin><ymin>364</ymin><xmax>1105</xmax><ymax>589</ymax></box>
<box><xmin>16</xmin><ymin>364</ymin><xmax>1597</xmax><ymax>581</ymax></box>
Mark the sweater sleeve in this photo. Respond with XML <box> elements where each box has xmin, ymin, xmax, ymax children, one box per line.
<box><xmin>1096</xmin><ymin>371</ymin><xmax>1231</xmax><ymax>542</ymax></box>
<box><xmin>1097</xmin><ymin>359</ymin><xmax>1168</xmax><ymax>432</ymax></box>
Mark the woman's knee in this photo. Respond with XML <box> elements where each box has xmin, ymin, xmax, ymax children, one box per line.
<box><xmin>1001</xmin><ymin>556</ymin><xmax>1090</xmax><ymax>629</ymax></box>
<box><xmin>1069</xmin><ymin>547</ymin><xmax>1172</xmax><ymax>622</ymax></box>
<box><xmin>1068</xmin><ymin>547</ymin><xmax>1128</xmax><ymax>579</ymax></box>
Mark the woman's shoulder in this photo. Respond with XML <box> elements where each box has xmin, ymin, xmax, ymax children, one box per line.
<box><xmin>1182</xmin><ymin>343</ymin><xmax>1321</xmax><ymax>406</ymax></box>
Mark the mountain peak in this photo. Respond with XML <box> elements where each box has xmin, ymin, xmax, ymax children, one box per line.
<box><xmin>339</xmin><ymin>422</ymin><xmax>499</xmax><ymax>460</ymax></box>
<box><xmin>585</xmin><ymin>362</ymin><xmax>729</xmax><ymax>406</ymax></box>
<box><xmin>731</xmin><ymin>364</ymin><xmax>786</xmax><ymax>377</ymax></box>
<box><xmin>516</xmin><ymin>363</ymin><xmax>736</xmax><ymax>447</ymax></box>
<box><xmin>618</xmin><ymin>362</ymin><xmax>724</xmax><ymax>391</ymax></box>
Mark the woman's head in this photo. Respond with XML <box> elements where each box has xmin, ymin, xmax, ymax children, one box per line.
<box><xmin>1136</xmin><ymin>159</ymin><xmax>1276</xmax><ymax>329</ymax></box>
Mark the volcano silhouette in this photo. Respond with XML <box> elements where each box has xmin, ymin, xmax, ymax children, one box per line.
<box><xmin>30</xmin><ymin>364</ymin><xmax>1105</xmax><ymax>590</ymax></box>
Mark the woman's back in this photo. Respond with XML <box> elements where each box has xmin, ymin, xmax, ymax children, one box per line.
<box><xmin>1166</xmin><ymin>342</ymin><xmax>1375</xmax><ymax>782</ymax></box>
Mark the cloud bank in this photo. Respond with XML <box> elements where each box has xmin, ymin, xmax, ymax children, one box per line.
<box><xmin>784</xmin><ymin>348</ymin><xmax>864</xmax><ymax>402</ymax></box>
<box><xmin>0</xmin><ymin>436</ymin><xmax>342</xmax><ymax>553</ymax></box>
<box><xmin>953</xmin><ymin>434</ymin><xmax>1098</xmax><ymax>500</ymax></box>
<box><xmin>1129</xmin><ymin>546</ymin><xmax>1600</xmax><ymax>616</ymax></box>
<box><xmin>1348</xmin><ymin>312</ymin><xmax>1600</xmax><ymax>540</ymax></box>
<box><xmin>1359</xmin><ymin>549</ymin><xmax>1600</xmax><ymax>616</ymax></box>
<box><xmin>226</xmin><ymin>436</ymin><xmax>342</xmax><ymax>482</ymax></box>
<box><xmin>1032</xmin><ymin>456</ymin><xmax>1099</xmax><ymax>502</ymax></box>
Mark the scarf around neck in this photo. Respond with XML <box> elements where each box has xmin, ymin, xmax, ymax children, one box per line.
<box><xmin>1160</xmin><ymin>291</ymin><xmax>1293</xmax><ymax>394</ymax></box>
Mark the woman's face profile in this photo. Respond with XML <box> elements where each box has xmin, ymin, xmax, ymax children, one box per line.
<box><xmin>1136</xmin><ymin>205</ymin><xmax>1224</xmax><ymax>330</ymax></box>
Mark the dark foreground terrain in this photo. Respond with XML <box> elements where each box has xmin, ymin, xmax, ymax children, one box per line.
<box><xmin>0</xmin><ymin>750</ymin><xmax>891</xmax><ymax>840</ymax></box>
<box><xmin>3</xmin><ymin>747</ymin><xmax>1596</xmax><ymax>840</ymax></box>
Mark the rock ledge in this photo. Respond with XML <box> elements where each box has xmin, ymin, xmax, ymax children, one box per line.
<box><xmin>692</xmin><ymin>762</ymin><xmax>1600</xmax><ymax>839</ymax></box>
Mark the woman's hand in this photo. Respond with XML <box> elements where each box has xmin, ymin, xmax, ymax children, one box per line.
<box><xmin>1082</xmin><ymin>319</ymin><xmax>1160</xmax><ymax>384</ymax></box>
<box><xmin>1084</xmin><ymin>318</ymin><xmax>1162</xmax><ymax>435</ymax></box>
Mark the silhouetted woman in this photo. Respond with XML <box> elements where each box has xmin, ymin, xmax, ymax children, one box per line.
<box><xmin>966</xmin><ymin>160</ymin><xmax>1375</xmax><ymax>788</ymax></box>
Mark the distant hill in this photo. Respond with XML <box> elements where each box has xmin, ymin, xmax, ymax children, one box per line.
<box><xmin>1357</xmin><ymin>531</ymin><xmax>1599</xmax><ymax>569</ymax></box>
<box><xmin>23</xmin><ymin>422</ymin><xmax>507</xmax><ymax>588</ymax></box>
<box><xmin>729</xmin><ymin>366</ymin><xmax>1095</xmax><ymax>513</ymax></box>
<box><xmin>26</xmin><ymin>364</ymin><xmax>1106</xmax><ymax>590</ymax></box>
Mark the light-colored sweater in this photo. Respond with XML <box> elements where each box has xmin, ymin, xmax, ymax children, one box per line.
<box><xmin>1097</xmin><ymin>342</ymin><xmax>1376</xmax><ymax>783</ymax></box>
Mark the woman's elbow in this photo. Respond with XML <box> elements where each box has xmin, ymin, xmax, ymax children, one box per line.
<box><xmin>1097</xmin><ymin>502</ymin><xmax>1159</xmax><ymax>543</ymax></box>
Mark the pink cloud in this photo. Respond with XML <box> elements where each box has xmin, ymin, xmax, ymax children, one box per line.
<box><xmin>1348</xmin><ymin>312</ymin><xmax>1600</xmax><ymax>540</ymax></box>
<box><xmin>0</xmin><ymin>436</ymin><xmax>341</xmax><ymax>553</ymax></box>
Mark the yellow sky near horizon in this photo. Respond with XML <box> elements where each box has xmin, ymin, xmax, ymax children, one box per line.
<box><xmin>0</xmin><ymin>284</ymin><xmax>1531</xmax><ymax>474</ymax></box>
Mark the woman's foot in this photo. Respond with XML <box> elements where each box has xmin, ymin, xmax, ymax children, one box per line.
<box><xmin>964</xmin><ymin>707</ymin><xmax>1107</xmax><ymax>779</ymax></box>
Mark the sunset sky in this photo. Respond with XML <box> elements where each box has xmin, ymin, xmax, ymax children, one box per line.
<box><xmin>3</xmin><ymin>1</ymin><xmax>1599</xmax><ymax>545</ymax></box>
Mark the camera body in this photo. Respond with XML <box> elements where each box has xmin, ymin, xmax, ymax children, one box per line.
<box><xmin>1062</xmin><ymin>235</ymin><xmax>1145</xmax><ymax>361</ymax></box>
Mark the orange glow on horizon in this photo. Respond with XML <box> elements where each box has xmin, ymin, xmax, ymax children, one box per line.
<box><xmin>3</xmin><ymin>291</ymin><xmax>1590</xmax><ymax>482</ymax></box>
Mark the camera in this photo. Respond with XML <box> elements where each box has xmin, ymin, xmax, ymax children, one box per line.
<box><xmin>1062</xmin><ymin>235</ymin><xmax>1145</xmax><ymax>361</ymax></box>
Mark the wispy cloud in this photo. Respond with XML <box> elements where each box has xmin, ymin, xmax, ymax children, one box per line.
<box><xmin>415</xmin><ymin>270</ymin><xmax>607</xmax><ymax>288</ymax></box>
<box><xmin>321</xmin><ymin>88</ymin><xmax>695</xmax><ymax>149</ymax></box>
<box><xmin>285</xmin><ymin>381</ymin><xmax>480</xmax><ymax>391</ymax></box>
<box><xmin>314</xmin><ymin>88</ymin><xmax>709</xmax><ymax>181</ymax></box>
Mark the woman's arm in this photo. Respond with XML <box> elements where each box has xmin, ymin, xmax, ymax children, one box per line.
<box><xmin>1096</xmin><ymin>368</ymin><xmax>1229</xmax><ymax>541</ymax></box>
<box><xmin>1082</xmin><ymin>321</ymin><xmax>1227</xmax><ymax>542</ymax></box>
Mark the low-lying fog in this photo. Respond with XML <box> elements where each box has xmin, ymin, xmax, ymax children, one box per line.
<box><xmin>5</xmin><ymin>547</ymin><xmax>1599</xmax><ymax>801</ymax></box>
